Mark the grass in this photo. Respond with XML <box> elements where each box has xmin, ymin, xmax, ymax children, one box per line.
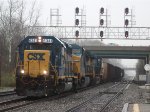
<box><xmin>0</xmin><ymin>72</ymin><xmax>16</xmax><ymax>87</ymax></box>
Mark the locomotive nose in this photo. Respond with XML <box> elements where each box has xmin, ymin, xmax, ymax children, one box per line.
<box><xmin>24</xmin><ymin>50</ymin><xmax>50</xmax><ymax>77</ymax></box>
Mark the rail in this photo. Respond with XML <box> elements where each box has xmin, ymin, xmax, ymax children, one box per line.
<box><xmin>0</xmin><ymin>91</ymin><xmax>16</xmax><ymax>97</ymax></box>
<box><xmin>0</xmin><ymin>82</ymin><xmax>109</xmax><ymax>112</ymax></box>
<box><xmin>66</xmin><ymin>81</ymin><xmax>129</xmax><ymax>112</ymax></box>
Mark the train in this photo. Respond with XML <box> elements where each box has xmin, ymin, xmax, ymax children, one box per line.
<box><xmin>100</xmin><ymin>62</ymin><xmax>124</xmax><ymax>82</ymax></box>
<box><xmin>15</xmin><ymin>36</ymin><xmax>124</xmax><ymax>96</ymax></box>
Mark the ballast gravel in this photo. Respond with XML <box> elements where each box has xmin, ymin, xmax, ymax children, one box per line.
<box><xmin>103</xmin><ymin>83</ymin><xmax>146</xmax><ymax>112</ymax></box>
<box><xmin>9</xmin><ymin>83</ymin><xmax>146</xmax><ymax>112</ymax></box>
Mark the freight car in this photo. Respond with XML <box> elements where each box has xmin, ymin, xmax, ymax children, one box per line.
<box><xmin>100</xmin><ymin>62</ymin><xmax>124</xmax><ymax>82</ymax></box>
<box><xmin>15</xmin><ymin>36</ymin><xmax>102</xmax><ymax>96</ymax></box>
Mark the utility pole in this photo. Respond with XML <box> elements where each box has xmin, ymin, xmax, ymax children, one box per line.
<box><xmin>0</xmin><ymin>53</ymin><xmax>2</xmax><ymax>87</ymax></box>
<box><xmin>0</xmin><ymin>54</ymin><xmax>1</xmax><ymax>87</ymax></box>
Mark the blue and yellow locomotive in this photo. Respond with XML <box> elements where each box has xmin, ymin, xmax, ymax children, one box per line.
<box><xmin>16</xmin><ymin>36</ymin><xmax>102</xmax><ymax>96</ymax></box>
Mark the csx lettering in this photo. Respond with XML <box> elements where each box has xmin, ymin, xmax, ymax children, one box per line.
<box><xmin>28</xmin><ymin>53</ymin><xmax>45</xmax><ymax>60</ymax></box>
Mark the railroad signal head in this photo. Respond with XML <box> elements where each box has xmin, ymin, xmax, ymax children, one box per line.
<box><xmin>75</xmin><ymin>30</ymin><xmax>79</xmax><ymax>37</ymax></box>
<box><xmin>75</xmin><ymin>19</ymin><xmax>79</xmax><ymax>26</ymax></box>
<box><xmin>100</xmin><ymin>7</ymin><xmax>104</xmax><ymax>14</ymax></box>
<box><xmin>75</xmin><ymin>7</ymin><xmax>79</xmax><ymax>14</ymax></box>
<box><xmin>100</xmin><ymin>31</ymin><xmax>103</xmax><ymax>37</ymax></box>
<box><xmin>100</xmin><ymin>19</ymin><xmax>104</xmax><ymax>26</ymax></box>
<box><xmin>125</xmin><ymin>19</ymin><xmax>129</xmax><ymax>26</ymax></box>
<box><xmin>125</xmin><ymin>31</ymin><xmax>129</xmax><ymax>37</ymax></box>
<box><xmin>125</xmin><ymin>8</ymin><xmax>129</xmax><ymax>15</ymax></box>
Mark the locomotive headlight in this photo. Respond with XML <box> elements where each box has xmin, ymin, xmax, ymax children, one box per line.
<box><xmin>21</xmin><ymin>70</ymin><xmax>24</xmax><ymax>74</ymax></box>
<box><xmin>38</xmin><ymin>39</ymin><xmax>42</xmax><ymax>42</ymax></box>
<box><xmin>38</xmin><ymin>36</ymin><xmax>42</xmax><ymax>40</ymax></box>
<box><xmin>38</xmin><ymin>36</ymin><xmax>42</xmax><ymax>43</ymax></box>
<box><xmin>43</xmin><ymin>70</ymin><xmax>47</xmax><ymax>75</ymax></box>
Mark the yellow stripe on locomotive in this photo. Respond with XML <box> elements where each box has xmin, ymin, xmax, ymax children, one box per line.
<box><xmin>72</xmin><ymin>55</ymin><xmax>81</xmax><ymax>74</ymax></box>
<box><xmin>24</xmin><ymin>50</ymin><xmax>50</xmax><ymax>77</ymax></box>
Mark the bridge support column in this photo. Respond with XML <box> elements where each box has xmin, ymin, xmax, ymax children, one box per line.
<box><xmin>147</xmin><ymin>55</ymin><xmax>150</xmax><ymax>83</ymax></box>
<box><xmin>145</xmin><ymin>55</ymin><xmax>150</xmax><ymax>103</ymax></box>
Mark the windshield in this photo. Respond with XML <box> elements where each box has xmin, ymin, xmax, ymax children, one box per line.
<box><xmin>28</xmin><ymin>44</ymin><xmax>51</xmax><ymax>50</ymax></box>
<box><xmin>21</xmin><ymin>44</ymin><xmax>51</xmax><ymax>50</ymax></box>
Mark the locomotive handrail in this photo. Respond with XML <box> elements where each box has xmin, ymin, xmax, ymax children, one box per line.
<box><xmin>72</xmin><ymin>60</ymin><xmax>80</xmax><ymax>62</ymax></box>
<box><xmin>50</xmin><ymin>63</ymin><xmax>58</xmax><ymax>86</ymax></box>
<box><xmin>65</xmin><ymin>60</ymin><xmax>80</xmax><ymax>62</ymax></box>
<box><xmin>17</xmin><ymin>64</ymin><xmax>24</xmax><ymax>66</ymax></box>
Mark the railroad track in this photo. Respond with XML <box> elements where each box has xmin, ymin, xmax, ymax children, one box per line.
<box><xmin>0</xmin><ymin>82</ymin><xmax>123</xmax><ymax>112</ymax></box>
<box><xmin>0</xmin><ymin>97</ymin><xmax>30</xmax><ymax>112</ymax></box>
<box><xmin>99</xmin><ymin>84</ymin><xmax>127</xmax><ymax>112</ymax></box>
<box><xmin>0</xmin><ymin>82</ymin><xmax>112</xmax><ymax>112</ymax></box>
<box><xmin>0</xmin><ymin>90</ymin><xmax>87</xmax><ymax>112</ymax></box>
<box><xmin>66</xmin><ymin>81</ymin><xmax>129</xmax><ymax>112</ymax></box>
<box><xmin>0</xmin><ymin>93</ymin><xmax>70</xmax><ymax>112</ymax></box>
<box><xmin>0</xmin><ymin>91</ymin><xmax>16</xmax><ymax>97</ymax></box>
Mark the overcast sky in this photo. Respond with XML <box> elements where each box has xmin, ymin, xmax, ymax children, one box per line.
<box><xmin>34</xmin><ymin>0</ymin><xmax>146</xmax><ymax>71</ymax></box>
<box><xmin>22</xmin><ymin>0</ymin><xmax>150</xmax><ymax>46</ymax></box>
<box><xmin>26</xmin><ymin>0</ymin><xmax>150</xmax><ymax>27</ymax></box>
<box><xmin>25</xmin><ymin>0</ymin><xmax>149</xmax><ymax>67</ymax></box>
<box><xmin>3</xmin><ymin>0</ymin><xmax>144</xmax><ymax>72</ymax></box>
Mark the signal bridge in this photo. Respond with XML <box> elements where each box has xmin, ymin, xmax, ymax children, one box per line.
<box><xmin>27</xmin><ymin>26</ymin><xmax>150</xmax><ymax>40</ymax></box>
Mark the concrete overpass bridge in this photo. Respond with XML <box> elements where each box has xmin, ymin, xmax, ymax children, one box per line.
<box><xmin>83</xmin><ymin>46</ymin><xmax>150</xmax><ymax>63</ymax></box>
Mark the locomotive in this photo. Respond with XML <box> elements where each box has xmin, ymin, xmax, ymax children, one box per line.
<box><xmin>15</xmin><ymin>36</ymin><xmax>123</xmax><ymax>96</ymax></box>
<box><xmin>16</xmin><ymin>36</ymin><xmax>102</xmax><ymax>96</ymax></box>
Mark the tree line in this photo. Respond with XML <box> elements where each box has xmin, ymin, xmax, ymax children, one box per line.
<box><xmin>0</xmin><ymin>0</ymin><xmax>41</xmax><ymax>77</ymax></box>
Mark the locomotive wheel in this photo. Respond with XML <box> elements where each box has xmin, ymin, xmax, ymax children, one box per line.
<box><xmin>72</xmin><ymin>78</ymin><xmax>78</xmax><ymax>92</ymax></box>
<box><xmin>54</xmin><ymin>83</ymin><xmax>65</xmax><ymax>94</ymax></box>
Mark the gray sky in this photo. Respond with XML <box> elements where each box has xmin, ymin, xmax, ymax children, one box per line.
<box><xmin>37</xmin><ymin>0</ymin><xmax>146</xmax><ymax>72</ymax></box>
<box><xmin>29</xmin><ymin>0</ymin><xmax>150</xmax><ymax>27</ymax></box>
<box><xmin>25</xmin><ymin>0</ymin><xmax>149</xmax><ymax>70</ymax></box>
<box><xmin>2</xmin><ymin>0</ymin><xmax>147</xmax><ymax>70</ymax></box>
<box><xmin>24</xmin><ymin>0</ymin><xmax>150</xmax><ymax>47</ymax></box>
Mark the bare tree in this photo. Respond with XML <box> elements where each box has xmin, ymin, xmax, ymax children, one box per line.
<box><xmin>0</xmin><ymin>0</ymin><xmax>42</xmax><ymax>74</ymax></box>
<box><xmin>26</xmin><ymin>0</ymin><xmax>41</xmax><ymax>35</ymax></box>
<box><xmin>0</xmin><ymin>0</ymin><xmax>19</xmax><ymax>64</ymax></box>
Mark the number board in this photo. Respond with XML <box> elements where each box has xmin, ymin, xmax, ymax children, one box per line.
<box><xmin>28</xmin><ymin>38</ymin><xmax>53</xmax><ymax>43</ymax></box>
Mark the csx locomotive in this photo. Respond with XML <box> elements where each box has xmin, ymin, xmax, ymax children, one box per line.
<box><xmin>16</xmin><ymin>36</ymin><xmax>102</xmax><ymax>96</ymax></box>
<box><xmin>15</xmin><ymin>36</ymin><xmax>123</xmax><ymax>96</ymax></box>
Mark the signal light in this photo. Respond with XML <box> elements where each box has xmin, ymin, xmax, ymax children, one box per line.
<box><xmin>100</xmin><ymin>31</ymin><xmax>103</xmax><ymax>37</ymax></box>
<box><xmin>100</xmin><ymin>7</ymin><xmax>104</xmax><ymax>14</ymax></box>
<box><xmin>75</xmin><ymin>19</ymin><xmax>79</xmax><ymax>26</ymax></box>
<box><xmin>75</xmin><ymin>30</ymin><xmax>79</xmax><ymax>37</ymax></box>
<box><xmin>100</xmin><ymin>19</ymin><xmax>104</xmax><ymax>26</ymax></box>
<box><xmin>125</xmin><ymin>19</ymin><xmax>129</xmax><ymax>26</ymax></box>
<box><xmin>125</xmin><ymin>31</ymin><xmax>128</xmax><ymax>37</ymax></box>
<box><xmin>125</xmin><ymin>8</ymin><xmax>129</xmax><ymax>15</ymax></box>
<box><xmin>75</xmin><ymin>7</ymin><xmax>79</xmax><ymax>14</ymax></box>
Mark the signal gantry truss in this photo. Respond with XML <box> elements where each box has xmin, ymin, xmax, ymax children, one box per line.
<box><xmin>27</xmin><ymin>26</ymin><xmax>150</xmax><ymax>40</ymax></box>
